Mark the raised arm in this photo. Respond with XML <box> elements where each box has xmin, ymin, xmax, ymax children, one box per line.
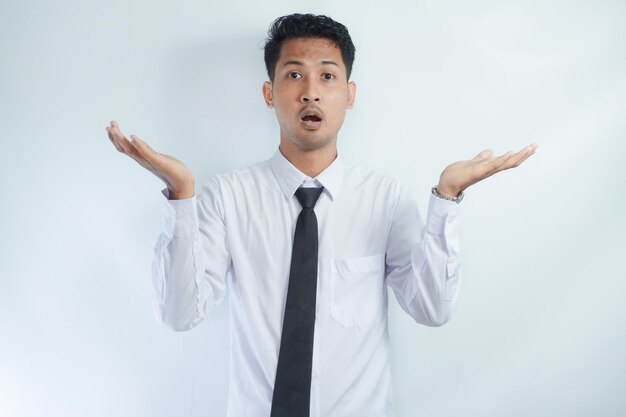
<box><xmin>106</xmin><ymin>120</ymin><xmax>195</xmax><ymax>199</ymax></box>
<box><xmin>106</xmin><ymin>120</ymin><xmax>231</xmax><ymax>331</ymax></box>
<box><xmin>385</xmin><ymin>144</ymin><xmax>538</xmax><ymax>326</ymax></box>
<box><xmin>436</xmin><ymin>143</ymin><xmax>538</xmax><ymax>199</ymax></box>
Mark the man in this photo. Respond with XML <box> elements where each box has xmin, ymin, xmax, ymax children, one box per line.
<box><xmin>107</xmin><ymin>13</ymin><xmax>536</xmax><ymax>417</ymax></box>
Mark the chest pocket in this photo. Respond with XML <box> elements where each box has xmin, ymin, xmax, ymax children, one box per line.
<box><xmin>330</xmin><ymin>252</ymin><xmax>386</xmax><ymax>327</ymax></box>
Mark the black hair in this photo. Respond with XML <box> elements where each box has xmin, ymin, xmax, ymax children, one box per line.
<box><xmin>263</xmin><ymin>13</ymin><xmax>356</xmax><ymax>82</ymax></box>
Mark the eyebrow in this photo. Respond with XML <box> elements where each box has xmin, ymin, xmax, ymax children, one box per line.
<box><xmin>282</xmin><ymin>60</ymin><xmax>340</xmax><ymax>67</ymax></box>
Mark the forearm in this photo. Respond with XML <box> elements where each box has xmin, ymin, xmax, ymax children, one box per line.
<box><xmin>151</xmin><ymin>183</ymin><xmax>231</xmax><ymax>331</ymax></box>
<box><xmin>152</xmin><ymin>192</ymin><xmax>205</xmax><ymax>331</ymax></box>
<box><xmin>407</xmin><ymin>223</ymin><xmax>461</xmax><ymax>326</ymax></box>
<box><xmin>153</xmin><ymin>232</ymin><xmax>212</xmax><ymax>331</ymax></box>
<box><xmin>412</xmin><ymin>192</ymin><xmax>462</xmax><ymax>325</ymax></box>
<box><xmin>385</xmin><ymin>183</ymin><xmax>463</xmax><ymax>326</ymax></box>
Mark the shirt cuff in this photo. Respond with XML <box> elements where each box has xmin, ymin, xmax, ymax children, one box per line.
<box><xmin>160</xmin><ymin>187</ymin><xmax>198</xmax><ymax>238</ymax></box>
<box><xmin>424</xmin><ymin>191</ymin><xmax>461</xmax><ymax>237</ymax></box>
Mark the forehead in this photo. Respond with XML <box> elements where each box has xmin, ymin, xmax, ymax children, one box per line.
<box><xmin>277</xmin><ymin>37</ymin><xmax>345</xmax><ymax>69</ymax></box>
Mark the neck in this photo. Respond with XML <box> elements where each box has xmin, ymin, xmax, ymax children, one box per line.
<box><xmin>278</xmin><ymin>139</ymin><xmax>338</xmax><ymax>178</ymax></box>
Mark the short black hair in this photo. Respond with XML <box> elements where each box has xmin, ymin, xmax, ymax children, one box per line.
<box><xmin>263</xmin><ymin>13</ymin><xmax>356</xmax><ymax>82</ymax></box>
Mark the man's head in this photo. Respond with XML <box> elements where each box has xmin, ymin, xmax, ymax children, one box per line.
<box><xmin>263</xmin><ymin>13</ymin><xmax>356</xmax><ymax>83</ymax></box>
<box><xmin>262</xmin><ymin>14</ymin><xmax>357</xmax><ymax>156</ymax></box>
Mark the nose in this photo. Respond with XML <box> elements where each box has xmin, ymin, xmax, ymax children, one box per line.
<box><xmin>300</xmin><ymin>78</ymin><xmax>320</xmax><ymax>103</ymax></box>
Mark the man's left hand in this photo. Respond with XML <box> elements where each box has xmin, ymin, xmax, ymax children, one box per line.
<box><xmin>436</xmin><ymin>143</ymin><xmax>538</xmax><ymax>198</ymax></box>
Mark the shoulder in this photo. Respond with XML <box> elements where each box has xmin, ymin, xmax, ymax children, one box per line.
<box><xmin>202</xmin><ymin>158</ymin><xmax>271</xmax><ymax>188</ymax></box>
<box><xmin>343</xmin><ymin>161</ymin><xmax>405</xmax><ymax>196</ymax></box>
<box><xmin>198</xmin><ymin>158</ymin><xmax>274</xmax><ymax>206</ymax></box>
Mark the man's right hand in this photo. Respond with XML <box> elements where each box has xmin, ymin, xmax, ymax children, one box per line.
<box><xmin>106</xmin><ymin>120</ymin><xmax>195</xmax><ymax>200</ymax></box>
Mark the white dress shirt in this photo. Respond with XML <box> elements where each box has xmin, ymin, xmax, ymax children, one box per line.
<box><xmin>151</xmin><ymin>147</ymin><xmax>462</xmax><ymax>417</ymax></box>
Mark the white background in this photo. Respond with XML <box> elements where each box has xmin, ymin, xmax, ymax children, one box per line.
<box><xmin>1</xmin><ymin>0</ymin><xmax>625</xmax><ymax>416</ymax></box>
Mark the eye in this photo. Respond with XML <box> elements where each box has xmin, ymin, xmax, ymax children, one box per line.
<box><xmin>288</xmin><ymin>72</ymin><xmax>302</xmax><ymax>79</ymax></box>
<box><xmin>323</xmin><ymin>73</ymin><xmax>335</xmax><ymax>80</ymax></box>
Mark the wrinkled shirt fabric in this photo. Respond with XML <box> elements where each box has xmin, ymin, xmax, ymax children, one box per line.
<box><xmin>151</xmin><ymin>147</ymin><xmax>462</xmax><ymax>417</ymax></box>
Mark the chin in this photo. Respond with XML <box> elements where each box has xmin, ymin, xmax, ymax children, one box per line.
<box><xmin>297</xmin><ymin>136</ymin><xmax>334</xmax><ymax>151</ymax></box>
<box><xmin>282</xmin><ymin>127</ymin><xmax>336</xmax><ymax>151</ymax></box>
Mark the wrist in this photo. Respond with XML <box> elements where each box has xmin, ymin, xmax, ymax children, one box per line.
<box><xmin>435</xmin><ymin>183</ymin><xmax>460</xmax><ymax>199</ymax></box>
<box><xmin>432</xmin><ymin>184</ymin><xmax>464</xmax><ymax>204</ymax></box>
<box><xmin>168</xmin><ymin>187</ymin><xmax>195</xmax><ymax>200</ymax></box>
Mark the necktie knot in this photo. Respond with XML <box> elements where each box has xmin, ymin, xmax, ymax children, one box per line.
<box><xmin>295</xmin><ymin>187</ymin><xmax>323</xmax><ymax>209</ymax></box>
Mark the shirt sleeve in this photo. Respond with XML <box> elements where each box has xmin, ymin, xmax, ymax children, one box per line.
<box><xmin>384</xmin><ymin>180</ymin><xmax>462</xmax><ymax>326</ymax></box>
<box><xmin>151</xmin><ymin>176</ymin><xmax>232</xmax><ymax>331</ymax></box>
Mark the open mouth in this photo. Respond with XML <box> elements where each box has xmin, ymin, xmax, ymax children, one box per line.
<box><xmin>302</xmin><ymin>115</ymin><xmax>321</xmax><ymax>122</ymax></box>
<box><xmin>300</xmin><ymin>110</ymin><xmax>323</xmax><ymax>130</ymax></box>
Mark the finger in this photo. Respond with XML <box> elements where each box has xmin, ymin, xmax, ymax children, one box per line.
<box><xmin>109</xmin><ymin>124</ymin><xmax>132</xmax><ymax>154</ymax></box>
<box><xmin>510</xmin><ymin>144</ymin><xmax>538</xmax><ymax>167</ymax></box>
<box><xmin>508</xmin><ymin>144</ymin><xmax>536</xmax><ymax>166</ymax></box>
<box><xmin>128</xmin><ymin>136</ymin><xmax>160</xmax><ymax>172</ymax></box>
<box><xmin>110</xmin><ymin>124</ymin><xmax>149</xmax><ymax>164</ymax></box>
<box><xmin>107</xmin><ymin>127</ymin><xmax>124</xmax><ymax>152</ymax></box>
<box><xmin>492</xmin><ymin>145</ymin><xmax>536</xmax><ymax>172</ymax></box>
<box><xmin>109</xmin><ymin>121</ymin><xmax>146</xmax><ymax>163</ymax></box>
<box><xmin>130</xmin><ymin>135</ymin><xmax>151</xmax><ymax>156</ymax></box>
<box><xmin>110</xmin><ymin>123</ymin><xmax>137</xmax><ymax>155</ymax></box>
<box><xmin>485</xmin><ymin>151</ymin><xmax>515</xmax><ymax>171</ymax></box>
<box><xmin>472</xmin><ymin>149</ymin><xmax>493</xmax><ymax>161</ymax></box>
<box><xmin>129</xmin><ymin>135</ymin><xmax>158</xmax><ymax>165</ymax></box>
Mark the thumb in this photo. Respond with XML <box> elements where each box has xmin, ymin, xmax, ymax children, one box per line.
<box><xmin>472</xmin><ymin>149</ymin><xmax>493</xmax><ymax>160</ymax></box>
<box><xmin>130</xmin><ymin>135</ymin><xmax>155</xmax><ymax>159</ymax></box>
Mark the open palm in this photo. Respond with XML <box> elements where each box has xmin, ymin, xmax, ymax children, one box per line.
<box><xmin>437</xmin><ymin>144</ymin><xmax>538</xmax><ymax>198</ymax></box>
<box><xmin>107</xmin><ymin>120</ymin><xmax>195</xmax><ymax>199</ymax></box>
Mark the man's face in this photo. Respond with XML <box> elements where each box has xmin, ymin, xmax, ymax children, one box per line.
<box><xmin>262</xmin><ymin>37</ymin><xmax>356</xmax><ymax>152</ymax></box>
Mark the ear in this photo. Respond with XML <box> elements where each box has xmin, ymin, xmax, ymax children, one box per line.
<box><xmin>262</xmin><ymin>81</ymin><xmax>273</xmax><ymax>108</ymax></box>
<box><xmin>347</xmin><ymin>81</ymin><xmax>356</xmax><ymax>109</ymax></box>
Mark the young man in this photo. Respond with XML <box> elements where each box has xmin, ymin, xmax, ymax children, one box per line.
<box><xmin>107</xmin><ymin>13</ymin><xmax>536</xmax><ymax>417</ymax></box>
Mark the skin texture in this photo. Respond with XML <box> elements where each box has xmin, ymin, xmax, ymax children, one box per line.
<box><xmin>437</xmin><ymin>145</ymin><xmax>537</xmax><ymax>198</ymax></box>
<box><xmin>262</xmin><ymin>38</ymin><xmax>356</xmax><ymax>178</ymax></box>
<box><xmin>106</xmin><ymin>120</ymin><xmax>195</xmax><ymax>199</ymax></box>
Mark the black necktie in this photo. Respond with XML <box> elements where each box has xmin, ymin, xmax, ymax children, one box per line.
<box><xmin>270</xmin><ymin>186</ymin><xmax>324</xmax><ymax>417</ymax></box>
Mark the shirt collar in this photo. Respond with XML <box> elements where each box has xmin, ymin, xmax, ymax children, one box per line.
<box><xmin>269</xmin><ymin>146</ymin><xmax>344</xmax><ymax>202</ymax></box>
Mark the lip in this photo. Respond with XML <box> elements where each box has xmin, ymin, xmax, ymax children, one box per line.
<box><xmin>299</xmin><ymin>107</ymin><xmax>323</xmax><ymax>131</ymax></box>
<box><xmin>300</xmin><ymin>118</ymin><xmax>322</xmax><ymax>130</ymax></box>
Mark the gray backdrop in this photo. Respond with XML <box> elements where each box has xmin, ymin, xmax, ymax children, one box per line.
<box><xmin>1</xmin><ymin>0</ymin><xmax>625</xmax><ymax>416</ymax></box>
